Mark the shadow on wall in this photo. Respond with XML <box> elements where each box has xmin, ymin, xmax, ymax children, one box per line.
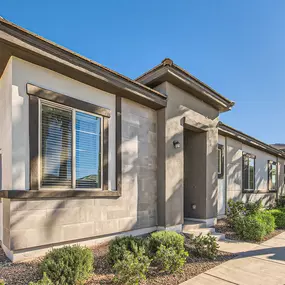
<box><xmin>226</xmin><ymin>147</ymin><xmax>276</xmax><ymax>208</ymax></box>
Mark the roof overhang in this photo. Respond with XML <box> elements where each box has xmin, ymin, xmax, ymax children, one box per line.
<box><xmin>0</xmin><ymin>18</ymin><xmax>167</xmax><ymax>110</ymax></box>
<box><xmin>136</xmin><ymin>59</ymin><xmax>234</xmax><ymax>112</ymax></box>
<box><xmin>218</xmin><ymin>122</ymin><xmax>285</xmax><ymax>158</ymax></box>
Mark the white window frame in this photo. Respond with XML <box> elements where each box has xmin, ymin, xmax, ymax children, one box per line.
<box><xmin>39</xmin><ymin>99</ymin><xmax>103</xmax><ymax>191</ymax></box>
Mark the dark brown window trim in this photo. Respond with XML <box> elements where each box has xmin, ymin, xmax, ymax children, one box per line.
<box><xmin>218</xmin><ymin>144</ymin><xmax>224</xmax><ymax>179</ymax></box>
<box><xmin>116</xmin><ymin>96</ymin><xmax>122</xmax><ymax>195</ymax></box>
<box><xmin>25</xmin><ymin>84</ymin><xmax>122</xmax><ymax>198</ymax></box>
<box><xmin>26</xmin><ymin>84</ymin><xmax>111</xmax><ymax>118</ymax></box>
<box><xmin>0</xmin><ymin>190</ymin><xmax>120</xmax><ymax>199</ymax></box>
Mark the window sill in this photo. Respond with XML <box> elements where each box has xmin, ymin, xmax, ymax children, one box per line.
<box><xmin>0</xmin><ymin>190</ymin><xmax>121</xmax><ymax>199</ymax></box>
<box><xmin>242</xmin><ymin>189</ymin><xmax>277</xmax><ymax>194</ymax></box>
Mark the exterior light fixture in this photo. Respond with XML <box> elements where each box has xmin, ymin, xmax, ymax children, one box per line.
<box><xmin>173</xmin><ymin>140</ymin><xmax>181</xmax><ymax>149</ymax></box>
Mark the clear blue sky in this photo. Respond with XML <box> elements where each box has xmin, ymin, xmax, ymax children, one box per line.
<box><xmin>2</xmin><ymin>0</ymin><xmax>285</xmax><ymax>144</ymax></box>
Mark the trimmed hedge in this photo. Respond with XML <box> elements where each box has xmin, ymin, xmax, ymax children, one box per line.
<box><xmin>40</xmin><ymin>246</ymin><xmax>93</xmax><ymax>285</ymax></box>
<box><xmin>268</xmin><ymin>208</ymin><xmax>285</xmax><ymax>228</ymax></box>
<box><xmin>234</xmin><ymin>212</ymin><xmax>275</xmax><ymax>241</ymax></box>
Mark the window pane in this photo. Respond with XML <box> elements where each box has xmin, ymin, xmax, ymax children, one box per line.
<box><xmin>218</xmin><ymin>149</ymin><xmax>221</xmax><ymax>174</ymax></box>
<box><xmin>41</xmin><ymin>105</ymin><xmax>72</xmax><ymax>188</ymax></box>
<box><xmin>76</xmin><ymin>112</ymin><xmax>101</xmax><ymax>188</ymax></box>
<box><xmin>243</xmin><ymin>156</ymin><xmax>249</xmax><ymax>189</ymax></box>
<box><xmin>249</xmin><ymin>157</ymin><xmax>254</xmax><ymax>190</ymax></box>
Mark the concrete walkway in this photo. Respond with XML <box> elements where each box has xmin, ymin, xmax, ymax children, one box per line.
<box><xmin>182</xmin><ymin>232</ymin><xmax>285</xmax><ymax>285</ymax></box>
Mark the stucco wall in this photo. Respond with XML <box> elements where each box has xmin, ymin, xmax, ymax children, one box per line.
<box><xmin>155</xmin><ymin>82</ymin><xmax>219</xmax><ymax>226</ymax></box>
<box><xmin>0</xmin><ymin>59</ymin><xmax>12</xmax><ymax>190</ymax></box>
<box><xmin>221</xmin><ymin>136</ymin><xmax>280</xmax><ymax>206</ymax></box>
<box><xmin>3</xmin><ymin>57</ymin><xmax>157</xmax><ymax>251</ymax></box>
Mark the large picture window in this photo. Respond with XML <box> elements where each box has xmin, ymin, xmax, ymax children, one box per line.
<box><xmin>268</xmin><ymin>160</ymin><xmax>277</xmax><ymax>191</ymax></box>
<box><xmin>40</xmin><ymin>101</ymin><xmax>102</xmax><ymax>189</ymax></box>
<box><xmin>242</xmin><ymin>153</ymin><xmax>255</xmax><ymax>191</ymax></box>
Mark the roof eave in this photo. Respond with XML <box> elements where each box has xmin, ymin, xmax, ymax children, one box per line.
<box><xmin>218</xmin><ymin>122</ymin><xmax>285</xmax><ymax>158</ymax></box>
<box><xmin>0</xmin><ymin>18</ymin><xmax>167</xmax><ymax>110</ymax></box>
<box><xmin>137</xmin><ymin>65</ymin><xmax>234</xmax><ymax>112</ymax></box>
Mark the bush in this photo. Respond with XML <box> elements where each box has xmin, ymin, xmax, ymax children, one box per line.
<box><xmin>245</xmin><ymin>200</ymin><xmax>263</xmax><ymax>215</ymax></box>
<box><xmin>148</xmin><ymin>231</ymin><xmax>185</xmax><ymax>254</ymax></box>
<box><xmin>227</xmin><ymin>199</ymin><xmax>245</xmax><ymax>226</ymax></box>
<box><xmin>155</xmin><ymin>244</ymin><xmax>188</xmax><ymax>273</ymax></box>
<box><xmin>40</xmin><ymin>245</ymin><xmax>94</xmax><ymax>285</ymax></box>
<box><xmin>113</xmin><ymin>248</ymin><xmax>151</xmax><ymax>285</ymax></box>
<box><xmin>189</xmin><ymin>233</ymin><xmax>219</xmax><ymax>260</ymax></box>
<box><xmin>268</xmin><ymin>208</ymin><xmax>285</xmax><ymax>228</ymax></box>
<box><xmin>276</xmin><ymin>196</ymin><xmax>285</xmax><ymax>208</ymax></box>
<box><xmin>234</xmin><ymin>212</ymin><xmax>275</xmax><ymax>241</ymax></box>
<box><xmin>29</xmin><ymin>273</ymin><xmax>53</xmax><ymax>285</ymax></box>
<box><xmin>149</xmin><ymin>231</ymin><xmax>188</xmax><ymax>272</ymax></box>
<box><xmin>108</xmin><ymin>236</ymin><xmax>145</xmax><ymax>265</ymax></box>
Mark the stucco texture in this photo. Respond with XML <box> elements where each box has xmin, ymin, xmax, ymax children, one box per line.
<box><xmin>1</xmin><ymin>58</ymin><xmax>158</xmax><ymax>251</ymax></box>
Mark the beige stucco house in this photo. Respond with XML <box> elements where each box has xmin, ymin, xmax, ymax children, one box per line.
<box><xmin>0</xmin><ymin>18</ymin><xmax>284</xmax><ymax>261</ymax></box>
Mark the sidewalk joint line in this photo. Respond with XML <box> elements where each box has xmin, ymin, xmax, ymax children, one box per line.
<box><xmin>204</xmin><ymin>272</ymin><xmax>240</xmax><ymax>284</ymax></box>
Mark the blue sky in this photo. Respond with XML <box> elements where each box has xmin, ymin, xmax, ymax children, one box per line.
<box><xmin>2</xmin><ymin>0</ymin><xmax>285</xmax><ymax>144</ymax></box>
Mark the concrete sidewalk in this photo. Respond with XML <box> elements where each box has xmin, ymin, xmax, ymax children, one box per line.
<box><xmin>182</xmin><ymin>232</ymin><xmax>285</xmax><ymax>285</ymax></box>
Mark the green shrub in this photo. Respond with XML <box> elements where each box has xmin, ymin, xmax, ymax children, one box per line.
<box><xmin>40</xmin><ymin>245</ymin><xmax>94</xmax><ymax>285</ymax></box>
<box><xmin>149</xmin><ymin>231</ymin><xmax>188</xmax><ymax>272</ymax></box>
<box><xmin>234</xmin><ymin>212</ymin><xmax>275</xmax><ymax>241</ymax></box>
<box><xmin>268</xmin><ymin>208</ymin><xmax>285</xmax><ymax>228</ymax></box>
<box><xmin>276</xmin><ymin>196</ymin><xmax>285</xmax><ymax>208</ymax></box>
<box><xmin>189</xmin><ymin>233</ymin><xmax>219</xmax><ymax>259</ymax></box>
<box><xmin>29</xmin><ymin>273</ymin><xmax>53</xmax><ymax>285</ymax></box>
<box><xmin>108</xmin><ymin>236</ymin><xmax>145</xmax><ymax>265</ymax></box>
<box><xmin>148</xmin><ymin>231</ymin><xmax>185</xmax><ymax>254</ymax></box>
<box><xmin>245</xmin><ymin>200</ymin><xmax>263</xmax><ymax>215</ymax></box>
<box><xmin>227</xmin><ymin>199</ymin><xmax>245</xmax><ymax>226</ymax></box>
<box><xmin>154</xmin><ymin>244</ymin><xmax>188</xmax><ymax>273</ymax></box>
<box><xmin>113</xmin><ymin>248</ymin><xmax>151</xmax><ymax>285</ymax></box>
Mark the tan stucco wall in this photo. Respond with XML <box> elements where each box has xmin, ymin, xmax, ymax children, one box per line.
<box><xmin>155</xmin><ymin>82</ymin><xmax>219</xmax><ymax>226</ymax></box>
<box><xmin>220</xmin><ymin>136</ymin><xmax>281</xmax><ymax>206</ymax></box>
<box><xmin>0</xmin><ymin>59</ymin><xmax>13</xmax><ymax>190</ymax></box>
<box><xmin>2</xmin><ymin>58</ymin><xmax>158</xmax><ymax>252</ymax></box>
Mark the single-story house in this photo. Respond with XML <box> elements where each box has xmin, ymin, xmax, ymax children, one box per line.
<box><xmin>0</xmin><ymin>18</ymin><xmax>284</xmax><ymax>261</ymax></box>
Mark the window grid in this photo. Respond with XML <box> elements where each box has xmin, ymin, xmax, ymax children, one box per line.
<box><xmin>39</xmin><ymin>99</ymin><xmax>103</xmax><ymax>190</ymax></box>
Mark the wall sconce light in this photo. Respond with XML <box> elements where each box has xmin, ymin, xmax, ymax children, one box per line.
<box><xmin>191</xmin><ymin>204</ymin><xmax>197</xmax><ymax>210</ymax></box>
<box><xmin>173</xmin><ymin>140</ymin><xmax>181</xmax><ymax>149</ymax></box>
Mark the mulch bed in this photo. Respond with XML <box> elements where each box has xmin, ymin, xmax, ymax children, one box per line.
<box><xmin>215</xmin><ymin>218</ymin><xmax>284</xmax><ymax>243</ymax></box>
<box><xmin>0</xmin><ymin>235</ymin><xmax>236</xmax><ymax>285</ymax></box>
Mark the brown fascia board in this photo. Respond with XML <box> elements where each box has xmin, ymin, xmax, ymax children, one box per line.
<box><xmin>0</xmin><ymin>18</ymin><xmax>167</xmax><ymax>110</ymax></box>
<box><xmin>218</xmin><ymin>122</ymin><xmax>285</xmax><ymax>159</ymax></box>
<box><xmin>136</xmin><ymin>59</ymin><xmax>235</xmax><ymax>112</ymax></box>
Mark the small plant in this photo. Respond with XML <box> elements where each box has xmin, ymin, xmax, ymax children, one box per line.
<box><xmin>189</xmin><ymin>233</ymin><xmax>219</xmax><ymax>259</ymax></box>
<box><xmin>40</xmin><ymin>245</ymin><xmax>94</xmax><ymax>285</ymax></box>
<box><xmin>0</xmin><ymin>279</ymin><xmax>5</xmax><ymax>285</ymax></box>
<box><xmin>268</xmin><ymin>208</ymin><xmax>285</xmax><ymax>228</ymax></box>
<box><xmin>227</xmin><ymin>199</ymin><xmax>245</xmax><ymax>226</ymax></box>
<box><xmin>29</xmin><ymin>273</ymin><xmax>53</xmax><ymax>285</ymax></box>
<box><xmin>155</xmin><ymin>244</ymin><xmax>188</xmax><ymax>273</ymax></box>
<box><xmin>108</xmin><ymin>236</ymin><xmax>145</xmax><ymax>265</ymax></box>
<box><xmin>113</xmin><ymin>248</ymin><xmax>151</xmax><ymax>285</ymax></box>
<box><xmin>149</xmin><ymin>231</ymin><xmax>188</xmax><ymax>272</ymax></box>
<box><xmin>234</xmin><ymin>212</ymin><xmax>275</xmax><ymax>241</ymax></box>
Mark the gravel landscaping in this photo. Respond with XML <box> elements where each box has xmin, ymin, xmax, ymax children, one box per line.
<box><xmin>215</xmin><ymin>218</ymin><xmax>284</xmax><ymax>243</ymax></box>
<box><xmin>0</xmin><ymin>235</ymin><xmax>236</xmax><ymax>285</ymax></box>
